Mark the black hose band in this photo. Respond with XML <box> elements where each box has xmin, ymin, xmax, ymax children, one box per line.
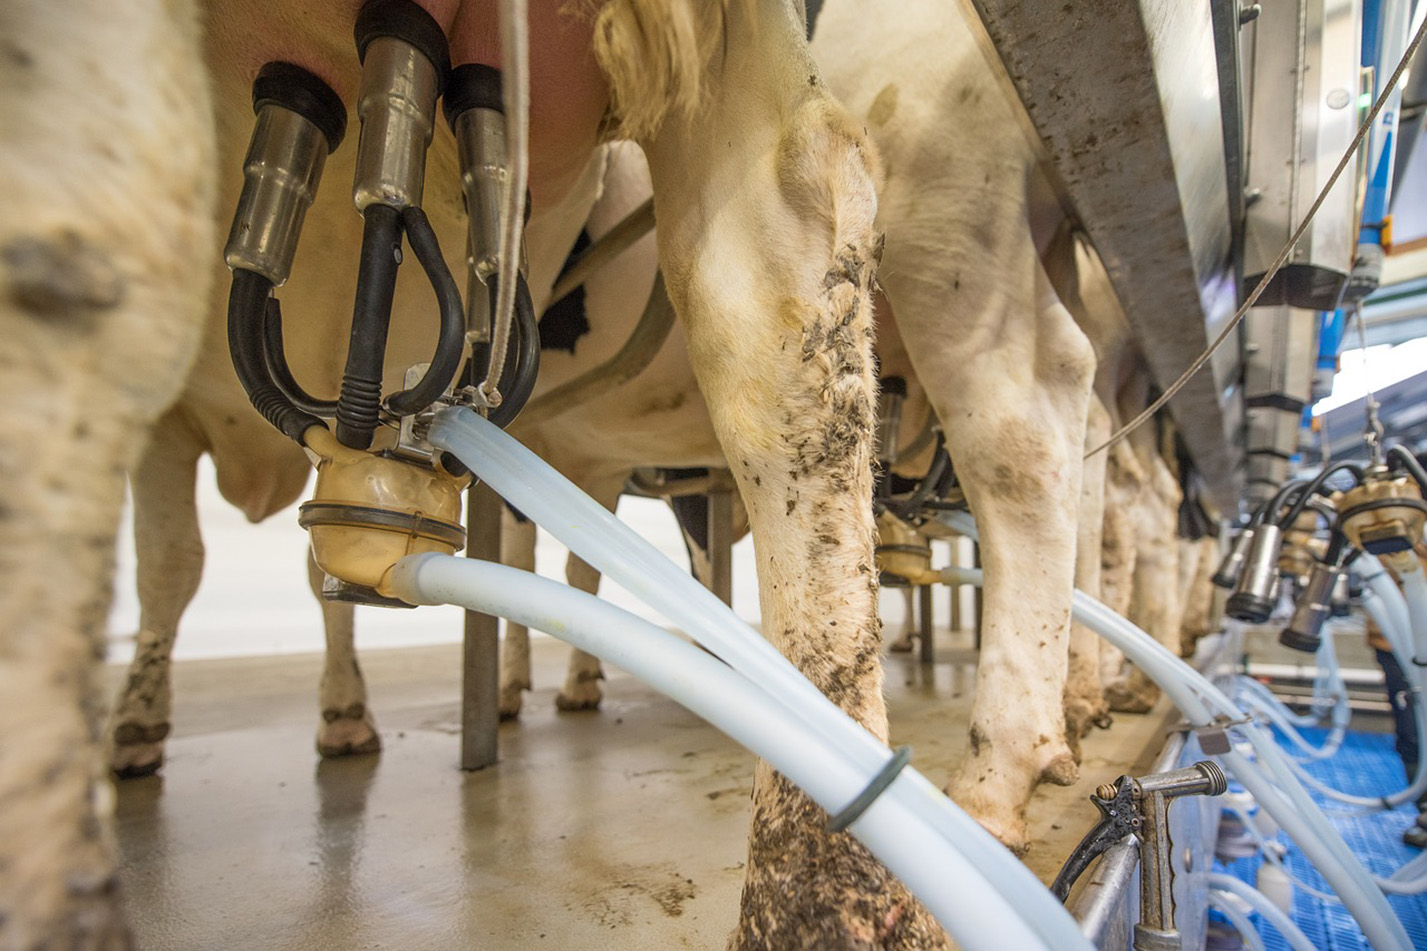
<box><xmin>443</xmin><ymin>63</ymin><xmax>504</xmax><ymax>128</ymax></box>
<box><xmin>252</xmin><ymin>62</ymin><xmax>347</xmax><ymax>153</ymax></box>
<box><xmin>298</xmin><ymin>501</ymin><xmax>466</xmax><ymax>549</ymax></box>
<box><xmin>355</xmin><ymin>0</ymin><xmax>452</xmax><ymax>94</ymax></box>
<box><xmin>828</xmin><ymin>745</ymin><xmax>912</xmax><ymax>833</ymax></box>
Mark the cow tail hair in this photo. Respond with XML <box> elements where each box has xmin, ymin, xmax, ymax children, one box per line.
<box><xmin>589</xmin><ymin>0</ymin><xmax>739</xmax><ymax>142</ymax></box>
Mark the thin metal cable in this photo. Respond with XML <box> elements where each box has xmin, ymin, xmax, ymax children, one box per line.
<box><xmin>1087</xmin><ymin>12</ymin><xmax>1427</xmax><ymax>459</ymax></box>
<box><xmin>1354</xmin><ymin>302</ymin><xmax>1386</xmax><ymax>464</ymax></box>
<box><xmin>479</xmin><ymin>0</ymin><xmax>529</xmax><ymax>409</ymax></box>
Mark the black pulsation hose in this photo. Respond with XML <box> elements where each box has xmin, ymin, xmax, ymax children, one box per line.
<box><xmin>892</xmin><ymin>435</ymin><xmax>950</xmax><ymax>519</ymax></box>
<box><xmin>1258</xmin><ymin>480</ymin><xmax>1307</xmax><ymax>527</ymax></box>
<box><xmin>487</xmin><ymin>272</ymin><xmax>540</xmax><ymax>428</ymax></box>
<box><xmin>386</xmin><ymin>206</ymin><xmax>467</xmax><ymax>416</ymax></box>
<box><xmin>228</xmin><ymin>268</ymin><xmax>324</xmax><ymax>443</ymax></box>
<box><xmin>1389</xmin><ymin>445</ymin><xmax>1427</xmax><ymax>493</ymax></box>
<box><xmin>1278</xmin><ymin>461</ymin><xmax>1366</xmax><ymax>529</ymax></box>
<box><xmin>336</xmin><ymin>203</ymin><xmax>403</xmax><ymax>449</ymax></box>
<box><xmin>262</xmin><ymin>297</ymin><xmax>339</xmax><ymax>417</ymax></box>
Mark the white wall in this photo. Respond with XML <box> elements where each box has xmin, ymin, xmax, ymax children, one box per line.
<box><xmin>106</xmin><ymin>458</ymin><xmax>766</xmax><ymax>662</ymax></box>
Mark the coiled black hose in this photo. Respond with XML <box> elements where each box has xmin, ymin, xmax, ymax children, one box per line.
<box><xmin>228</xmin><ymin>268</ymin><xmax>324</xmax><ymax>443</ymax></box>
<box><xmin>336</xmin><ymin>203</ymin><xmax>403</xmax><ymax>449</ymax></box>
<box><xmin>385</xmin><ymin>206</ymin><xmax>467</xmax><ymax>416</ymax></box>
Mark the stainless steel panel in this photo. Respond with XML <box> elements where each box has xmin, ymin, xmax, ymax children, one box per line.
<box><xmin>1242</xmin><ymin>0</ymin><xmax>1364</xmax><ymax>308</ymax></box>
<box><xmin>1243</xmin><ymin>304</ymin><xmax>1321</xmax><ymax>500</ymax></box>
<box><xmin>968</xmin><ymin>0</ymin><xmax>1243</xmax><ymax>513</ymax></box>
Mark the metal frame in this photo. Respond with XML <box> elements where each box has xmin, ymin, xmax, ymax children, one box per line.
<box><xmin>968</xmin><ymin>0</ymin><xmax>1244</xmax><ymax>512</ymax></box>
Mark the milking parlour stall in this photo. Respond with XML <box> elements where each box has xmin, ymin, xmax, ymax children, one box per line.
<box><xmin>9</xmin><ymin>0</ymin><xmax>1427</xmax><ymax>947</ymax></box>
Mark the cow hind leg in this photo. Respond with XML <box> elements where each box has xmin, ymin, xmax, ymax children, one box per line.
<box><xmin>1064</xmin><ymin>397</ymin><xmax>1112</xmax><ymax>755</ymax></box>
<box><xmin>631</xmin><ymin>6</ymin><xmax>946</xmax><ymax>945</ymax></box>
<box><xmin>110</xmin><ymin>413</ymin><xmax>206</xmax><ymax>777</ymax></box>
<box><xmin>554</xmin><ymin>552</ymin><xmax>606</xmax><ymax>712</ymax></box>
<box><xmin>555</xmin><ymin>480</ymin><xmax>622</xmax><ymax>712</ymax></box>
<box><xmin>938</xmin><ymin>303</ymin><xmax>1093</xmax><ymax>850</ymax></box>
<box><xmin>1111</xmin><ymin>452</ymin><xmax>1183</xmax><ymax>712</ymax></box>
<box><xmin>307</xmin><ymin>553</ymin><xmax>380</xmax><ymax>757</ymax></box>
<box><xmin>1098</xmin><ymin>442</ymin><xmax>1142</xmax><ymax>707</ymax></box>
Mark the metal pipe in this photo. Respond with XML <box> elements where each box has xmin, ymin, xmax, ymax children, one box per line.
<box><xmin>547</xmin><ymin>198</ymin><xmax>657</xmax><ymax>305</ymax></box>
<box><xmin>517</xmin><ymin>274</ymin><xmax>676</xmax><ymax>426</ymax></box>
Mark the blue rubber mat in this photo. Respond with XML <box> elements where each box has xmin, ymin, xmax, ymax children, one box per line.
<box><xmin>1215</xmin><ymin>727</ymin><xmax>1427</xmax><ymax>950</ymax></box>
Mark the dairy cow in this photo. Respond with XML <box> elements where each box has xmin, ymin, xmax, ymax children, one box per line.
<box><xmin>0</xmin><ymin>0</ymin><xmax>216</xmax><ymax>943</ymax></box>
<box><xmin>105</xmin><ymin>0</ymin><xmax>949</xmax><ymax>946</ymax></box>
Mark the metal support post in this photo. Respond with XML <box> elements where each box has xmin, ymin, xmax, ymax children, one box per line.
<box><xmin>461</xmin><ymin>481</ymin><xmax>502</xmax><ymax>770</ymax></box>
<box><xmin>917</xmin><ymin>583</ymin><xmax>935</xmax><ymax>663</ymax></box>
<box><xmin>707</xmin><ymin>477</ymin><xmax>735</xmax><ymax>607</ymax></box>
<box><xmin>972</xmin><ymin>542</ymin><xmax>984</xmax><ymax>650</ymax></box>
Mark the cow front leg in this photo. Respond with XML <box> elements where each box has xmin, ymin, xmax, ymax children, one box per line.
<box><xmin>498</xmin><ymin>507</ymin><xmax>536</xmax><ymax>719</ymax></box>
<box><xmin>306</xmin><ymin>553</ymin><xmax>379</xmax><ymax>757</ymax></box>
<box><xmin>110</xmin><ymin>412</ymin><xmax>205</xmax><ymax>777</ymax></box>
<box><xmin>636</xmin><ymin>9</ymin><xmax>945</xmax><ymax>946</ymax></box>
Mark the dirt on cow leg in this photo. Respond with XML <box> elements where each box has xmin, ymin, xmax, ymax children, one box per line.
<box><xmin>111</xmin><ymin>413</ymin><xmax>207</xmax><ymax>779</ymax></box>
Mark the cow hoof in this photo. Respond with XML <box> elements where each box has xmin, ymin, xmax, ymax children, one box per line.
<box><xmin>1064</xmin><ymin>727</ymin><xmax>1083</xmax><ymax>766</ymax></box>
<box><xmin>111</xmin><ymin>746</ymin><xmax>164</xmax><ymax>779</ymax></box>
<box><xmin>887</xmin><ymin>636</ymin><xmax>915</xmax><ymax>654</ymax></box>
<box><xmin>317</xmin><ymin>713</ymin><xmax>381</xmax><ymax>758</ymax></box>
<box><xmin>498</xmin><ymin>683</ymin><xmax>527</xmax><ymax>721</ymax></box>
<box><xmin>1092</xmin><ymin>711</ymin><xmax>1115</xmax><ymax>730</ymax></box>
<box><xmin>1104</xmin><ymin>681</ymin><xmax>1156</xmax><ymax>714</ymax></box>
<box><xmin>1063</xmin><ymin>699</ymin><xmax>1101</xmax><ymax>741</ymax></box>
<box><xmin>1040</xmin><ymin>752</ymin><xmax>1079</xmax><ymax>787</ymax></box>
<box><xmin>555</xmin><ymin>686</ymin><xmax>603</xmax><ymax>712</ymax></box>
<box><xmin>110</xmin><ymin>721</ymin><xmax>170</xmax><ymax>778</ymax></box>
<box><xmin>965</xmin><ymin>810</ymin><xmax>1029</xmax><ymax>857</ymax></box>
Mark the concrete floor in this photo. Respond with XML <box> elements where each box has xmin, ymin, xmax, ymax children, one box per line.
<box><xmin>109</xmin><ymin>632</ymin><xmax>1177</xmax><ymax>950</ymax></box>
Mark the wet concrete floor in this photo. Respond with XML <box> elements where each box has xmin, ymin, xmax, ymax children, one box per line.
<box><xmin>109</xmin><ymin>632</ymin><xmax>1175</xmax><ymax>949</ymax></box>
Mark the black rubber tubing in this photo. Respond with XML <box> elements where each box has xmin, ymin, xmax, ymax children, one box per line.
<box><xmin>251</xmin><ymin>61</ymin><xmax>347</xmax><ymax>153</ymax></box>
<box><xmin>443</xmin><ymin>63</ymin><xmax>504</xmax><ymax>128</ymax></box>
<box><xmin>487</xmin><ymin>272</ymin><xmax>540</xmax><ymax>429</ymax></box>
<box><xmin>1278</xmin><ymin>462</ymin><xmax>1366</xmax><ymax>529</ymax></box>
<box><xmin>385</xmin><ymin>206</ymin><xmax>467</xmax><ymax>417</ymax></box>
<box><xmin>1389</xmin><ymin>444</ymin><xmax>1427</xmax><ymax>494</ymax></box>
<box><xmin>354</xmin><ymin>0</ymin><xmax>452</xmax><ymax>94</ymax></box>
<box><xmin>228</xmin><ymin>268</ymin><xmax>325</xmax><ymax>443</ymax></box>
<box><xmin>262</xmin><ymin>296</ymin><xmax>340</xmax><ymax>417</ymax></box>
<box><xmin>336</xmin><ymin>203</ymin><xmax>403</xmax><ymax>449</ymax></box>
